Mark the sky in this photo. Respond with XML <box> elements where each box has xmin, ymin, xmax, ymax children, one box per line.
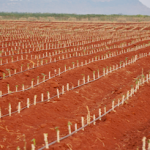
<box><xmin>0</xmin><ymin>0</ymin><xmax>150</xmax><ymax>15</ymax></box>
<box><xmin>139</xmin><ymin>0</ymin><xmax>150</xmax><ymax>8</ymax></box>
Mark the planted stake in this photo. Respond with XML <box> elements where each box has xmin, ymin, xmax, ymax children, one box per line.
<box><xmin>142</xmin><ymin>137</ymin><xmax>146</xmax><ymax>150</ymax></box>
<box><xmin>99</xmin><ymin>108</ymin><xmax>101</xmax><ymax>120</ymax></box>
<box><xmin>7</xmin><ymin>84</ymin><xmax>10</xmax><ymax>93</ymax></box>
<box><xmin>103</xmin><ymin>68</ymin><xmax>105</xmax><ymax>76</ymax></box>
<box><xmin>75</xmin><ymin>123</ymin><xmax>77</xmax><ymax>133</ymax></box>
<box><xmin>22</xmin><ymin>84</ymin><xmax>24</xmax><ymax>91</ymax></box>
<box><xmin>148</xmin><ymin>140</ymin><xmax>150</xmax><ymax>150</ymax></box>
<box><xmin>93</xmin><ymin>114</ymin><xmax>96</xmax><ymax>125</ymax></box>
<box><xmin>44</xmin><ymin>133</ymin><xmax>49</xmax><ymax>149</ymax></box>
<box><xmin>146</xmin><ymin>74</ymin><xmax>149</xmax><ymax>83</ymax></box>
<box><xmin>56</xmin><ymin>129</ymin><xmax>60</xmax><ymax>143</ymax></box>
<box><xmin>68</xmin><ymin>121</ymin><xmax>72</xmax><ymax>134</ymax></box>
<box><xmin>0</xmin><ymin>91</ymin><xmax>2</xmax><ymax>97</ymax></box>
<box><xmin>62</xmin><ymin>85</ymin><xmax>64</xmax><ymax>95</ymax></box>
<box><xmin>78</xmin><ymin>80</ymin><xmax>80</xmax><ymax>86</ymax></box>
<box><xmin>18</xmin><ymin>102</ymin><xmax>21</xmax><ymax>113</ymax></box>
<box><xmin>58</xmin><ymin>68</ymin><xmax>60</xmax><ymax>76</ymax></box>
<box><xmin>104</xmin><ymin>106</ymin><xmax>106</xmax><ymax>114</ymax></box>
<box><xmin>31</xmin><ymin>144</ymin><xmax>35</xmax><ymax>150</ymax></box>
<box><xmin>47</xmin><ymin>91</ymin><xmax>50</xmax><ymax>101</ymax></box>
<box><xmin>127</xmin><ymin>91</ymin><xmax>129</xmax><ymax>100</ymax></box>
<box><xmin>17</xmin><ymin>146</ymin><xmax>21</xmax><ymax>150</ymax></box>
<box><xmin>97</xmin><ymin>69</ymin><xmax>100</xmax><ymax>78</ymax></box>
<box><xmin>41</xmin><ymin>93</ymin><xmax>44</xmax><ymax>102</ymax></box>
<box><xmin>93</xmin><ymin>71</ymin><xmax>95</xmax><ymax>80</ymax></box>
<box><xmin>87</xmin><ymin>75</ymin><xmax>90</xmax><ymax>82</ymax></box>
<box><xmin>9</xmin><ymin>103</ymin><xmax>11</xmax><ymax>116</ymax></box>
<box><xmin>57</xmin><ymin>89</ymin><xmax>60</xmax><ymax>98</ymax></box>
<box><xmin>34</xmin><ymin>95</ymin><xmax>37</xmax><ymax>105</ymax></box>
<box><xmin>112</xmin><ymin>100</ymin><xmax>115</xmax><ymax>111</ymax></box>
<box><xmin>16</xmin><ymin>85</ymin><xmax>18</xmax><ymax>92</ymax></box>
<box><xmin>64</xmin><ymin>65</ymin><xmax>66</xmax><ymax>72</ymax></box>
<box><xmin>31</xmin><ymin>80</ymin><xmax>34</xmax><ymax>88</ymax></box>
<box><xmin>81</xmin><ymin>117</ymin><xmax>84</xmax><ymax>131</ymax></box>
<box><xmin>83</xmin><ymin>76</ymin><xmax>85</xmax><ymax>84</ymax></box>
<box><xmin>27</xmin><ymin>98</ymin><xmax>30</xmax><ymax>108</ymax></box>
<box><xmin>122</xmin><ymin>95</ymin><xmax>125</xmax><ymax>105</ymax></box>
<box><xmin>118</xmin><ymin>99</ymin><xmax>120</xmax><ymax>106</ymax></box>
<box><xmin>49</xmin><ymin>71</ymin><xmax>51</xmax><ymax>79</ymax></box>
<box><xmin>67</xmin><ymin>83</ymin><xmax>69</xmax><ymax>91</ymax></box>
<box><xmin>0</xmin><ymin>108</ymin><xmax>1</xmax><ymax>118</ymax></box>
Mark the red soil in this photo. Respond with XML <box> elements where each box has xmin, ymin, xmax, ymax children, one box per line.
<box><xmin>0</xmin><ymin>21</ymin><xmax>150</xmax><ymax>150</ymax></box>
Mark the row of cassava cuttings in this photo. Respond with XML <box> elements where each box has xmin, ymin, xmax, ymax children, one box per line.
<box><xmin>16</xmin><ymin>70</ymin><xmax>150</xmax><ymax>150</ymax></box>
<box><xmin>1</xmin><ymin>44</ymin><xmax>147</xmax><ymax>98</ymax></box>
<box><xmin>1</xmin><ymin>38</ymin><xmax>150</xmax><ymax>82</ymax></box>
<box><xmin>1</xmin><ymin>27</ymin><xmax>149</xmax><ymax>58</ymax></box>
<box><xmin>1</xmin><ymin>53</ymin><xmax>148</xmax><ymax>118</ymax></box>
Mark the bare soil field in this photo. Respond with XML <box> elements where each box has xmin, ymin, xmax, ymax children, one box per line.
<box><xmin>0</xmin><ymin>21</ymin><xmax>150</xmax><ymax>150</ymax></box>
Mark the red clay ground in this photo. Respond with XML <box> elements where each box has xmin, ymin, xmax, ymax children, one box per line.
<box><xmin>50</xmin><ymin>82</ymin><xmax>150</xmax><ymax>150</ymax></box>
<box><xmin>0</xmin><ymin>22</ymin><xmax>150</xmax><ymax>150</ymax></box>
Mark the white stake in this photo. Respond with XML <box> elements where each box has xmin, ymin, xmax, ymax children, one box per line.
<box><xmin>87</xmin><ymin>75</ymin><xmax>90</xmax><ymax>82</ymax></box>
<box><xmin>47</xmin><ymin>91</ymin><xmax>50</xmax><ymax>101</ymax></box>
<box><xmin>75</xmin><ymin>123</ymin><xmax>77</xmax><ymax>133</ymax></box>
<box><xmin>34</xmin><ymin>95</ymin><xmax>37</xmax><ymax>105</ymax></box>
<box><xmin>58</xmin><ymin>68</ymin><xmax>60</xmax><ymax>76</ymax></box>
<box><xmin>81</xmin><ymin>117</ymin><xmax>84</xmax><ymax>131</ymax></box>
<box><xmin>62</xmin><ymin>85</ymin><xmax>64</xmax><ymax>94</ymax></box>
<box><xmin>64</xmin><ymin>65</ymin><xmax>66</xmax><ymax>72</ymax></box>
<box><xmin>41</xmin><ymin>93</ymin><xmax>44</xmax><ymax>102</ymax></box>
<box><xmin>49</xmin><ymin>71</ymin><xmax>51</xmax><ymax>79</ymax></box>
<box><xmin>148</xmin><ymin>139</ymin><xmax>150</xmax><ymax>150</ymax></box>
<box><xmin>78</xmin><ymin>80</ymin><xmax>80</xmax><ymax>86</ymax></box>
<box><xmin>67</xmin><ymin>83</ymin><xmax>69</xmax><ymax>91</ymax></box>
<box><xmin>142</xmin><ymin>137</ymin><xmax>146</xmax><ymax>150</ymax></box>
<box><xmin>18</xmin><ymin>102</ymin><xmax>21</xmax><ymax>113</ymax></box>
<box><xmin>31</xmin><ymin>144</ymin><xmax>35</xmax><ymax>150</ymax></box>
<box><xmin>7</xmin><ymin>84</ymin><xmax>10</xmax><ymax>93</ymax></box>
<box><xmin>36</xmin><ymin>76</ymin><xmax>39</xmax><ymax>84</ymax></box>
<box><xmin>31</xmin><ymin>80</ymin><xmax>34</xmax><ymax>88</ymax></box>
<box><xmin>127</xmin><ymin>91</ymin><xmax>129</xmax><ymax>100</ymax></box>
<box><xmin>87</xmin><ymin>112</ymin><xmax>90</xmax><ymax>125</ymax></box>
<box><xmin>118</xmin><ymin>99</ymin><xmax>120</xmax><ymax>106</ymax></box>
<box><xmin>56</xmin><ymin>129</ymin><xmax>60</xmax><ymax>143</ymax></box>
<box><xmin>0</xmin><ymin>91</ymin><xmax>2</xmax><ymax>97</ymax></box>
<box><xmin>146</xmin><ymin>74</ymin><xmax>149</xmax><ymax>83</ymax></box>
<box><xmin>103</xmin><ymin>68</ymin><xmax>105</xmax><ymax>76</ymax></box>
<box><xmin>104</xmin><ymin>106</ymin><xmax>106</xmax><ymax>114</ymax></box>
<box><xmin>112</xmin><ymin>100</ymin><xmax>115</xmax><ymax>111</ymax></box>
<box><xmin>122</xmin><ymin>95</ymin><xmax>125</xmax><ymax>105</ymax></box>
<box><xmin>27</xmin><ymin>98</ymin><xmax>30</xmax><ymax>108</ymax></box>
<box><xmin>99</xmin><ymin>108</ymin><xmax>101</xmax><ymax>120</ymax></box>
<box><xmin>17</xmin><ymin>146</ymin><xmax>21</xmax><ymax>150</ymax></box>
<box><xmin>97</xmin><ymin>70</ymin><xmax>99</xmax><ymax>78</ymax></box>
<box><xmin>57</xmin><ymin>89</ymin><xmax>60</xmax><ymax>98</ymax></box>
<box><xmin>22</xmin><ymin>84</ymin><xmax>24</xmax><ymax>91</ymax></box>
<box><xmin>0</xmin><ymin>108</ymin><xmax>1</xmax><ymax>118</ymax></box>
<box><xmin>106</xmin><ymin>68</ymin><xmax>108</xmax><ymax>75</ymax></box>
<box><xmin>68</xmin><ymin>122</ymin><xmax>72</xmax><ymax>134</ymax></box>
<box><xmin>9</xmin><ymin>103</ymin><xmax>11</xmax><ymax>116</ymax></box>
<box><xmin>83</xmin><ymin>76</ymin><xmax>85</xmax><ymax>84</ymax></box>
<box><xmin>93</xmin><ymin>114</ymin><xmax>96</xmax><ymax>125</ymax></box>
<box><xmin>44</xmin><ymin>133</ymin><xmax>49</xmax><ymax>149</ymax></box>
<box><xmin>93</xmin><ymin>71</ymin><xmax>95</xmax><ymax>80</ymax></box>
